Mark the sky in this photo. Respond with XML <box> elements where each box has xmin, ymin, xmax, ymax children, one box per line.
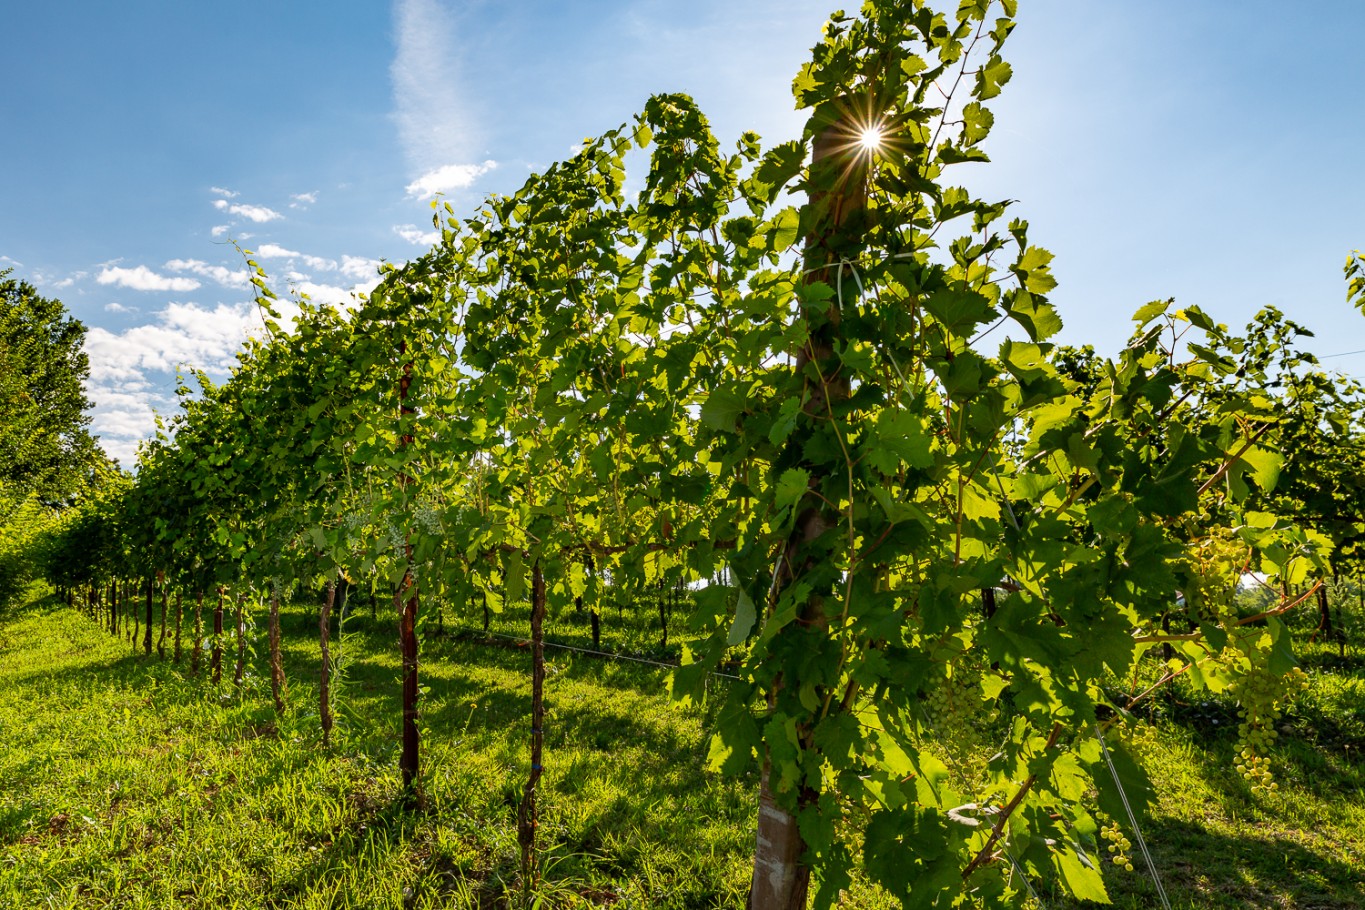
<box><xmin>3</xmin><ymin>1</ymin><xmax>1364</xmax><ymax>466</ymax></box>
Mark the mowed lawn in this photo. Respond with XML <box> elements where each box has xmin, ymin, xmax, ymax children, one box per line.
<box><xmin>1</xmin><ymin>589</ymin><xmax>1363</xmax><ymax>909</ymax></box>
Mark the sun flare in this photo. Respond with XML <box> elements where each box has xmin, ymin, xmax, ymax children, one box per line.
<box><xmin>858</xmin><ymin>125</ymin><xmax>884</xmax><ymax>153</ymax></box>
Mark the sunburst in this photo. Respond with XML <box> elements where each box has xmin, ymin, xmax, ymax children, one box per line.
<box><xmin>857</xmin><ymin>125</ymin><xmax>885</xmax><ymax>154</ymax></box>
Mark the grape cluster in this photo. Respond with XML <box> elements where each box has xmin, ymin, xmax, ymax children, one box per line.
<box><xmin>384</xmin><ymin>520</ymin><xmax>407</xmax><ymax>553</ymax></box>
<box><xmin>921</xmin><ymin>667</ymin><xmax>980</xmax><ymax>729</ymax></box>
<box><xmin>1100</xmin><ymin>818</ymin><xmax>1133</xmax><ymax>872</ymax></box>
<box><xmin>415</xmin><ymin>502</ymin><xmax>443</xmax><ymax>536</ymax></box>
<box><xmin>1230</xmin><ymin>664</ymin><xmax>1308</xmax><ymax>793</ymax></box>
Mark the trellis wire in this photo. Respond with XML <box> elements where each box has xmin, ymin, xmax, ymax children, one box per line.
<box><xmin>449</xmin><ymin>625</ymin><xmax>742</xmax><ymax>681</ymax></box>
<box><xmin>1097</xmin><ymin>728</ymin><xmax>1171</xmax><ymax>910</ymax></box>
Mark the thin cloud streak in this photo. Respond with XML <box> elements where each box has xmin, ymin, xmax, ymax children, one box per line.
<box><xmin>391</xmin><ymin>0</ymin><xmax>476</xmax><ymax>172</ymax></box>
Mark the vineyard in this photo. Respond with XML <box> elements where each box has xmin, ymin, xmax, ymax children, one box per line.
<box><xmin>3</xmin><ymin>1</ymin><xmax>1365</xmax><ymax>908</ymax></box>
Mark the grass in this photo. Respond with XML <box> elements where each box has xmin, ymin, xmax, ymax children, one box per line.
<box><xmin>0</xmin><ymin>589</ymin><xmax>761</xmax><ymax>909</ymax></box>
<box><xmin>1</xmin><ymin>587</ymin><xmax>1363</xmax><ymax>908</ymax></box>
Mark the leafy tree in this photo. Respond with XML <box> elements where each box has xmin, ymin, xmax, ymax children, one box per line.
<box><xmin>0</xmin><ymin>270</ymin><xmax>103</xmax><ymax>500</ymax></box>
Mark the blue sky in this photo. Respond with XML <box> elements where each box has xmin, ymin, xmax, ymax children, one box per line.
<box><xmin>3</xmin><ymin>1</ymin><xmax>1363</xmax><ymax>465</ymax></box>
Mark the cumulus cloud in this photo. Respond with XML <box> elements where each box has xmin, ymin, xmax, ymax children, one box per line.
<box><xmin>394</xmin><ymin>224</ymin><xmax>439</xmax><ymax>245</ymax></box>
<box><xmin>86</xmin><ymin>301</ymin><xmax>256</xmax><ymax>383</ymax></box>
<box><xmin>165</xmin><ymin>258</ymin><xmax>250</xmax><ymax>289</ymax></box>
<box><xmin>211</xmin><ymin>225</ymin><xmax>231</xmax><ymax>238</ymax></box>
<box><xmin>211</xmin><ymin>199</ymin><xmax>283</xmax><ymax>223</ymax></box>
<box><xmin>291</xmin><ymin>281</ymin><xmax>354</xmax><ymax>307</ymax></box>
<box><xmin>97</xmin><ymin>265</ymin><xmax>200</xmax><ymax>292</ymax></box>
<box><xmin>85</xmin><ymin>300</ymin><xmax>266</xmax><ymax>463</ymax></box>
<box><xmin>84</xmin><ymin>264</ymin><xmax>387</xmax><ymax>464</ymax></box>
<box><xmin>88</xmin><ymin>382</ymin><xmax>163</xmax><ymax>466</ymax></box>
<box><xmin>405</xmin><ymin>160</ymin><xmax>496</xmax><ymax>199</ymax></box>
<box><xmin>290</xmin><ymin>191</ymin><xmax>317</xmax><ymax>208</ymax></box>
<box><xmin>340</xmin><ymin>255</ymin><xmax>381</xmax><ymax>280</ymax></box>
<box><xmin>210</xmin><ymin>186</ymin><xmax>239</xmax><ymax>198</ymax></box>
<box><xmin>253</xmin><ymin>243</ymin><xmax>338</xmax><ymax>273</ymax></box>
<box><xmin>51</xmin><ymin>270</ymin><xmax>87</xmax><ymax>289</ymax></box>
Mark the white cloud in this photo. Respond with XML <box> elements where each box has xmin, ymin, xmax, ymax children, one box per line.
<box><xmin>405</xmin><ymin>160</ymin><xmax>497</xmax><ymax>199</ymax></box>
<box><xmin>253</xmin><ymin>243</ymin><xmax>337</xmax><ymax>272</ymax></box>
<box><xmin>395</xmin><ymin>224</ymin><xmax>440</xmax><ymax>245</ymax></box>
<box><xmin>291</xmin><ymin>281</ymin><xmax>355</xmax><ymax>307</ymax></box>
<box><xmin>83</xmin><ymin>269</ymin><xmax>382</xmax><ymax>464</ymax></box>
<box><xmin>211</xmin><ymin>199</ymin><xmax>283</xmax><ymax>223</ymax></box>
<box><xmin>97</xmin><ymin>265</ymin><xmax>201</xmax><ymax>292</ymax></box>
<box><xmin>103</xmin><ymin>302</ymin><xmax>135</xmax><ymax>313</ymax></box>
<box><xmin>211</xmin><ymin>224</ymin><xmax>231</xmax><ymax>238</ymax></box>
<box><xmin>255</xmin><ymin>242</ymin><xmax>300</xmax><ymax>259</ymax></box>
<box><xmin>87</xmin><ymin>301</ymin><xmax>256</xmax><ymax>383</ymax></box>
<box><xmin>0</xmin><ymin>255</ymin><xmax>23</xmax><ymax>268</ymax></box>
<box><xmin>52</xmin><ymin>270</ymin><xmax>87</xmax><ymax>289</ymax></box>
<box><xmin>290</xmin><ymin>191</ymin><xmax>318</xmax><ymax>208</ymax></box>
<box><xmin>85</xmin><ymin>301</ymin><xmax>265</xmax><ymax>463</ymax></box>
<box><xmin>165</xmin><ymin>258</ymin><xmax>250</xmax><ymax>289</ymax></box>
<box><xmin>210</xmin><ymin>186</ymin><xmax>239</xmax><ymax>198</ymax></box>
<box><xmin>392</xmin><ymin>0</ymin><xmax>477</xmax><ymax>174</ymax></box>
<box><xmin>340</xmin><ymin>255</ymin><xmax>381</xmax><ymax>280</ymax></box>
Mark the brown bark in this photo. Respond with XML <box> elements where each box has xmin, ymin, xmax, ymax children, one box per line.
<box><xmin>173</xmin><ymin>592</ymin><xmax>183</xmax><ymax>664</ymax></box>
<box><xmin>211</xmin><ymin>587</ymin><xmax>224</xmax><ymax>684</ymax></box>
<box><xmin>397</xmin><ymin>567</ymin><xmax>421</xmax><ymax>806</ymax></box>
<box><xmin>269</xmin><ymin>589</ymin><xmax>285</xmax><ymax>713</ymax></box>
<box><xmin>518</xmin><ymin>560</ymin><xmax>547</xmax><ymax>896</ymax></box>
<box><xmin>749</xmin><ymin>765</ymin><xmax>811</xmax><ymax>910</ymax></box>
<box><xmin>142</xmin><ymin>576</ymin><xmax>154</xmax><ymax>656</ymax></box>
<box><xmin>320</xmin><ymin>581</ymin><xmax>335</xmax><ymax>747</ymax></box>
<box><xmin>747</xmin><ymin>101</ymin><xmax>866</xmax><ymax>910</ymax></box>
<box><xmin>192</xmin><ymin>591</ymin><xmax>204</xmax><ymax>677</ymax></box>
<box><xmin>234</xmin><ymin>592</ymin><xmax>246</xmax><ymax>688</ymax></box>
<box><xmin>1316</xmin><ymin>583</ymin><xmax>1334</xmax><ymax>638</ymax></box>
<box><xmin>157</xmin><ymin>572</ymin><xmax>168</xmax><ymax>659</ymax></box>
<box><xmin>396</xmin><ymin>341</ymin><xmax>423</xmax><ymax>808</ymax></box>
<box><xmin>659</xmin><ymin>579</ymin><xmax>670</xmax><ymax>650</ymax></box>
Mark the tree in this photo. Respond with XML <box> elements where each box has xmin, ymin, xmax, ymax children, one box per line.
<box><xmin>0</xmin><ymin>270</ymin><xmax>103</xmax><ymax>500</ymax></box>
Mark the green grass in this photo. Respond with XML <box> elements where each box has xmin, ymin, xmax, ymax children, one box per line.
<box><xmin>0</xmin><ymin>590</ymin><xmax>764</xmax><ymax>909</ymax></box>
<box><xmin>2</xmin><ymin>588</ymin><xmax>1363</xmax><ymax>908</ymax></box>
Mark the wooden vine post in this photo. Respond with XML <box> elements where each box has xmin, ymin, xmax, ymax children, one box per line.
<box><xmin>396</xmin><ymin>339</ymin><xmax>423</xmax><ymax>808</ymax></box>
<box><xmin>157</xmin><ymin>570</ymin><xmax>168</xmax><ymax>659</ymax></box>
<box><xmin>268</xmin><ymin>585</ymin><xmax>286</xmax><ymax>713</ymax></box>
<box><xmin>211</xmin><ymin>586</ymin><xmax>224</xmax><ymax>684</ymax></box>
<box><xmin>142</xmin><ymin>576</ymin><xmax>154</xmax><ymax>656</ymax></box>
<box><xmin>518</xmin><ymin>559</ymin><xmax>547</xmax><ymax>897</ymax></box>
<box><xmin>192</xmin><ymin>590</ymin><xmax>204</xmax><ymax>676</ymax></box>
<box><xmin>748</xmin><ymin>98</ymin><xmax>867</xmax><ymax>910</ymax></box>
<box><xmin>320</xmin><ymin>580</ymin><xmax>335</xmax><ymax>747</ymax></box>
<box><xmin>173</xmin><ymin>591</ymin><xmax>183</xmax><ymax>664</ymax></box>
<box><xmin>234</xmin><ymin>591</ymin><xmax>246</xmax><ymax>688</ymax></box>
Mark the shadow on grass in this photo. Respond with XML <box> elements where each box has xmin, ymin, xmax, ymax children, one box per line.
<box><xmin>1043</xmin><ymin>815</ymin><xmax>1365</xmax><ymax>910</ymax></box>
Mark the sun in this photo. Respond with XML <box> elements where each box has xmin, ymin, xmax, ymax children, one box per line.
<box><xmin>858</xmin><ymin>125</ymin><xmax>885</xmax><ymax>153</ymax></box>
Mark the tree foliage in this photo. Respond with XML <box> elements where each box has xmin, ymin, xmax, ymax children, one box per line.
<box><xmin>0</xmin><ymin>270</ymin><xmax>103</xmax><ymax>500</ymax></box>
